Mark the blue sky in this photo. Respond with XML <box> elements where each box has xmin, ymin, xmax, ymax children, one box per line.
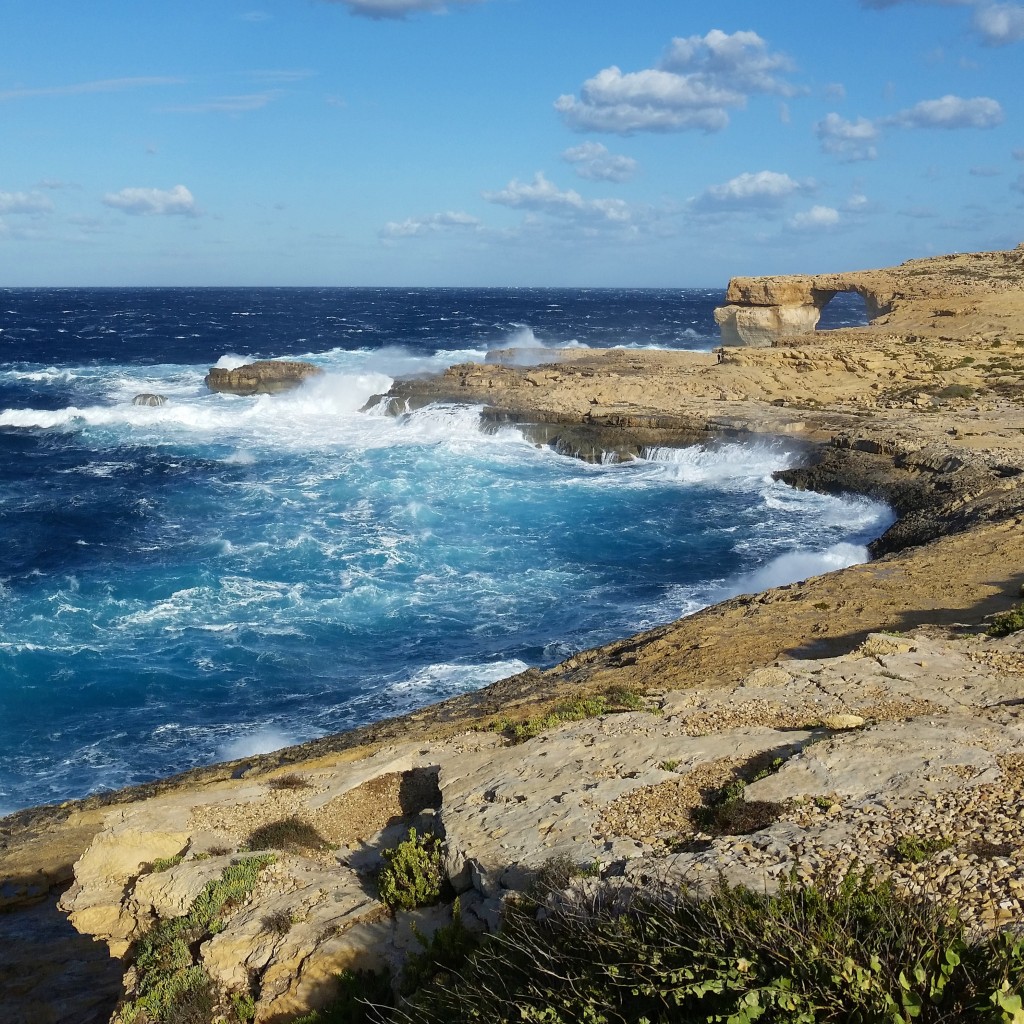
<box><xmin>1</xmin><ymin>0</ymin><xmax>1022</xmax><ymax>286</ymax></box>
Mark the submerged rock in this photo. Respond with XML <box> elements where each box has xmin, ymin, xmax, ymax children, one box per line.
<box><xmin>131</xmin><ymin>393</ymin><xmax>167</xmax><ymax>406</ymax></box>
<box><xmin>205</xmin><ymin>360</ymin><xmax>323</xmax><ymax>396</ymax></box>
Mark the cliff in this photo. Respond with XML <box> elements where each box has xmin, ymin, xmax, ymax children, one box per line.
<box><xmin>3</xmin><ymin>246</ymin><xmax>1024</xmax><ymax>1024</ymax></box>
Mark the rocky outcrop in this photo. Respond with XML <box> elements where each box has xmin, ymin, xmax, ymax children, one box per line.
<box><xmin>714</xmin><ymin>245</ymin><xmax>1024</xmax><ymax>346</ymax></box>
<box><xmin>51</xmin><ymin>624</ymin><xmax>1024</xmax><ymax>1020</ymax></box>
<box><xmin>204</xmin><ymin>360</ymin><xmax>323</xmax><ymax>396</ymax></box>
<box><xmin>131</xmin><ymin>394</ymin><xmax>167</xmax><ymax>407</ymax></box>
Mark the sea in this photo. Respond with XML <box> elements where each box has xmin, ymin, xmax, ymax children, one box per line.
<box><xmin>0</xmin><ymin>287</ymin><xmax>890</xmax><ymax>815</ymax></box>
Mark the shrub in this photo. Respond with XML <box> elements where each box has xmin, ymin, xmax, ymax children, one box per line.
<box><xmin>988</xmin><ymin>602</ymin><xmax>1024</xmax><ymax>638</ymax></box>
<box><xmin>690</xmin><ymin>777</ymin><xmax>785</xmax><ymax>836</ymax></box>
<box><xmin>393</xmin><ymin>870</ymin><xmax>1024</xmax><ymax>1024</ymax></box>
<box><xmin>400</xmin><ymin>898</ymin><xmax>481</xmax><ymax>996</ymax></box>
<box><xmin>120</xmin><ymin>856</ymin><xmax>274</xmax><ymax>1024</ymax></box>
<box><xmin>151</xmin><ymin>853</ymin><xmax>185</xmax><ymax>874</ymax></box>
<box><xmin>936</xmin><ymin>383</ymin><xmax>975</xmax><ymax>401</ymax></box>
<box><xmin>377</xmin><ymin>828</ymin><xmax>445</xmax><ymax>911</ymax></box>
<box><xmin>289</xmin><ymin>969</ymin><xmax>393</xmax><ymax>1024</ymax></box>
<box><xmin>247</xmin><ymin>817</ymin><xmax>332</xmax><ymax>854</ymax></box>
<box><xmin>266</xmin><ymin>773</ymin><xmax>313</xmax><ymax>791</ymax></box>
<box><xmin>894</xmin><ymin>835</ymin><xmax>953</xmax><ymax>864</ymax></box>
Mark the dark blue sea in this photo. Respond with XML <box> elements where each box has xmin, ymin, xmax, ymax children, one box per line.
<box><xmin>0</xmin><ymin>288</ymin><xmax>887</xmax><ymax>814</ymax></box>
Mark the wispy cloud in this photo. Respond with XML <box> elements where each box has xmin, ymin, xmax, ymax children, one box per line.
<box><xmin>860</xmin><ymin>0</ymin><xmax>1024</xmax><ymax>45</ymax></box>
<box><xmin>322</xmin><ymin>0</ymin><xmax>483</xmax><ymax>19</ymax></box>
<box><xmin>561</xmin><ymin>142</ymin><xmax>639</xmax><ymax>183</ymax></box>
<box><xmin>380</xmin><ymin>210</ymin><xmax>481</xmax><ymax>238</ymax></box>
<box><xmin>0</xmin><ymin>76</ymin><xmax>185</xmax><ymax>102</ymax></box>
<box><xmin>815</xmin><ymin>113</ymin><xmax>879</xmax><ymax>162</ymax></box>
<box><xmin>103</xmin><ymin>185</ymin><xmax>199</xmax><ymax>217</ymax></box>
<box><xmin>555</xmin><ymin>29</ymin><xmax>799</xmax><ymax>135</ymax></box>
<box><xmin>483</xmin><ymin>172</ymin><xmax>637</xmax><ymax>223</ymax></box>
<box><xmin>246</xmin><ymin>69</ymin><xmax>317</xmax><ymax>84</ymax></box>
<box><xmin>163</xmin><ymin>92</ymin><xmax>281</xmax><ymax>114</ymax></box>
<box><xmin>0</xmin><ymin>191</ymin><xmax>54</xmax><ymax>215</ymax></box>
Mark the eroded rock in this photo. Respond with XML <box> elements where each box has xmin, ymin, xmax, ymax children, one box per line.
<box><xmin>204</xmin><ymin>360</ymin><xmax>323</xmax><ymax>396</ymax></box>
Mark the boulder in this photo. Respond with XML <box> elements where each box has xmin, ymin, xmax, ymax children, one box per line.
<box><xmin>132</xmin><ymin>394</ymin><xmax>167</xmax><ymax>406</ymax></box>
<box><xmin>205</xmin><ymin>360</ymin><xmax>323</xmax><ymax>396</ymax></box>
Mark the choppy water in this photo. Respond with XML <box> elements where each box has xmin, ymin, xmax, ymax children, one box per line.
<box><xmin>0</xmin><ymin>288</ymin><xmax>885</xmax><ymax>813</ymax></box>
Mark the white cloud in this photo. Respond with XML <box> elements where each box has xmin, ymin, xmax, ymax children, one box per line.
<box><xmin>815</xmin><ymin>113</ymin><xmax>880</xmax><ymax>162</ymax></box>
<box><xmin>884</xmin><ymin>94</ymin><xmax>1004</xmax><ymax>129</ymax></box>
<box><xmin>323</xmin><ymin>0</ymin><xmax>482</xmax><ymax>18</ymax></box>
<box><xmin>0</xmin><ymin>77</ymin><xmax>185</xmax><ymax>102</ymax></box>
<box><xmin>693</xmin><ymin>170</ymin><xmax>812</xmax><ymax>211</ymax></box>
<box><xmin>483</xmin><ymin>172</ymin><xmax>637</xmax><ymax>224</ymax></box>
<box><xmin>789</xmin><ymin>205</ymin><xmax>840</xmax><ymax>230</ymax></box>
<box><xmin>973</xmin><ymin>3</ymin><xmax>1024</xmax><ymax>43</ymax></box>
<box><xmin>102</xmin><ymin>185</ymin><xmax>199</xmax><ymax>217</ymax></box>
<box><xmin>555</xmin><ymin>29</ymin><xmax>798</xmax><ymax>135</ymax></box>
<box><xmin>380</xmin><ymin>210</ymin><xmax>480</xmax><ymax>238</ymax></box>
<box><xmin>561</xmin><ymin>142</ymin><xmax>638</xmax><ymax>183</ymax></box>
<box><xmin>0</xmin><ymin>191</ymin><xmax>54</xmax><ymax>215</ymax></box>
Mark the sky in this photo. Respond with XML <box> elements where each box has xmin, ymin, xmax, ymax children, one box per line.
<box><xmin>1</xmin><ymin>0</ymin><xmax>1023</xmax><ymax>287</ymax></box>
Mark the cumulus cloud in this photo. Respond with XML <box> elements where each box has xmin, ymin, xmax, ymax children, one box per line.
<box><xmin>483</xmin><ymin>173</ymin><xmax>638</xmax><ymax>225</ymax></box>
<box><xmin>561</xmin><ymin>142</ymin><xmax>638</xmax><ymax>183</ymax></box>
<box><xmin>815</xmin><ymin>113</ymin><xmax>880</xmax><ymax>162</ymax></box>
<box><xmin>322</xmin><ymin>0</ymin><xmax>482</xmax><ymax>18</ymax></box>
<box><xmin>379</xmin><ymin>210</ymin><xmax>481</xmax><ymax>238</ymax></box>
<box><xmin>789</xmin><ymin>205</ymin><xmax>841</xmax><ymax>230</ymax></box>
<box><xmin>102</xmin><ymin>185</ymin><xmax>199</xmax><ymax>216</ymax></box>
<box><xmin>693</xmin><ymin>170</ymin><xmax>813</xmax><ymax>211</ymax></box>
<box><xmin>884</xmin><ymin>94</ymin><xmax>1004</xmax><ymax>129</ymax></box>
<box><xmin>0</xmin><ymin>191</ymin><xmax>54</xmax><ymax>215</ymax></box>
<box><xmin>555</xmin><ymin>29</ymin><xmax>798</xmax><ymax>135</ymax></box>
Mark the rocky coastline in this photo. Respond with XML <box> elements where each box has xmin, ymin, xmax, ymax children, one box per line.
<box><xmin>3</xmin><ymin>246</ymin><xmax>1024</xmax><ymax>1024</ymax></box>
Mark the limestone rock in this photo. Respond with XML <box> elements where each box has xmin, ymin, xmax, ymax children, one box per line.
<box><xmin>205</xmin><ymin>360</ymin><xmax>323</xmax><ymax>396</ymax></box>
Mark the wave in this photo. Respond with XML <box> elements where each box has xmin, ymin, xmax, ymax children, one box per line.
<box><xmin>715</xmin><ymin>541</ymin><xmax>872</xmax><ymax>600</ymax></box>
<box><xmin>640</xmin><ymin>442</ymin><xmax>801</xmax><ymax>486</ymax></box>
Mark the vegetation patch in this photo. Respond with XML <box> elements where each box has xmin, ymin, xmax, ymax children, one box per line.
<box><xmin>119</xmin><ymin>855</ymin><xmax>274</xmax><ymax>1024</ymax></box>
<box><xmin>400</xmin><ymin>898</ymin><xmax>481</xmax><ymax>996</ymax></box>
<box><xmin>150</xmin><ymin>853</ymin><xmax>185</xmax><ymax>874</ymax></box>
<box><xmin>988</xmin><ymin>601</ymin><xmax>1024</xmax><ymax>638</ymax></box>
<box><xmin>392</xmin><ymin>870</ymin><xmax>1024</xmax><ymax>1024</ymax></box>
<box><xmin>489</xmin><ymin>686</ymin><xmax>649</xmax><ymax>743</ymax></box>
<box><xmin>894</xmin><ymin>835</ymin><xmax>954</xmax><ymax>864</ymax></box>
<box><xmin>290</xmin><ymin>969</ymin><xmax>393</xmax><ymax>1024</ymax></box>
<box><xmin>247</xmin><ymin>817</ymin><xmax>332</xmax><ymax>854</ymax></box>
<box><xmin>377</xmin><ymin>828</ymin><xmax>446</xmax><ymax>911</ymax></box>
<box><xmin>266</xmin><ymin>773</ymin><xmax>313</xmax><ymax>791</ymax></box>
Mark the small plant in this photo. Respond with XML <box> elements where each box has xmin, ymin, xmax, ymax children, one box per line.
<box><xmin>151</xmin><ymin>852</ymin><xmax>185</xmax><ymax>874</ymax></box>
<box><xmin>247</xmin><ymin>817</ymin><xmax>332</xmax><ymax>854</ymax></box>
<box><xmin>691</xmin><ymin>777</ymin><xmax>784</xmax><ymax>836</ymax></box>
<box><xmin>528</xmin><ymin>854</ymin><xmax>601</xmax><ymax>897</ymax></box>
<box><xmin>231</xmin><ymin>992</ymin><xmax>256</xmax><ymax>1023</ymax></box>
<box><xmin>377</xmin><ymin>828</ymin><xmax>445</xmax><ymax>911</ymax></box>
<box><xmin>659</xmin><ymin>759</ymin><xmax>681</xmax><ymax>772</ymax></box>
<box><xmin>266</xmin><ymin>773</ymin><xmax>313</xmax><ymax>791</ymax></box>
<box><xmin>400</xmin><ymin>898</ymin><xmax>481</xmax><ymax>996</ymax></box>
<box><xmin>936</xmin><ymin>383</ymin><xmax>975</xmax><ymax>401</ymax></box>
<box><xmin>893</xmin><ymin>835</ymin><xmax>953</xmax><ymax>863</ymax></box>
<box><xmin>813</xmin><ymin>600</ymin><xmax>831</xmax><ymax>611</ymax></box>
<box><xmin>988</xmin><ymin>601</ymin><xmax>1024</xmax><ymax>638</ymax></box>
<box><xmin>490</xmin><ymin>687</ymin><xmax>650</xmax><ymax>743</ymax></box>
<box><xmin>262</xmin><ymin>909</ymin><xmax>294</xmax><ymax>934</ymax></box>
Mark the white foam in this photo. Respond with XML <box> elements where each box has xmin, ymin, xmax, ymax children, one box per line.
<box><xmin>718</xmin><ymin>541</ymin><xmax>870</xmax><ymax>599</ymax></box>
<box><xmin>641</xmin><ymin>442</ymin><xmax>800</xmax><ymax>485</ymax></box>
<box><xmin>219</xmin><ymin>727</ymin><xmax>297</xmax><ymax>760</ymax></box>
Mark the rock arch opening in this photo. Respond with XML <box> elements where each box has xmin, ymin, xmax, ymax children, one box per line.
<box><xmin>813</xmin><ymin>288</ymin><xmax>872</xmax><ymax>331</ymax></box>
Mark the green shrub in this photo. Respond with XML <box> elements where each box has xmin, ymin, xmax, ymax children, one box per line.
<box><xmin>151</xmin><ymin>852</ymin><xmax>185</xmax><ymax>874</ymax></box>
<box><xmin>936</xmin><ymin>383</ymin><xmax>975</xmax><ymax>401</ymax></box>
<box><xmin>690</xmin><ymin>777</ymin><xmax>785</xmax><ymax>836</ymax></box>
<box><xmin>120</xmin><ymin>856</ymin><xmax>274</xmax><ymax>1024</ymax></box>
<box><xmin>377</xmin><ymin>828</ymin><xmax>445</xmax><ymax>911</ymax></box>
<box><xmin>400</xmin><ymin>898</ymin><xmax>481</xmax><ymax>996</ymax></box>
<box><xmin>289</xmin><ymin>969</ymin><xmax>393</xmax><ymax>1024</ymax></box>
<box><xmin>247</xmin><ymin>817</ymin><xmax>332</xmax><ymax>854</ymax></box>
<box><xmin>490</xmin><ymin>687</ymin><xmax>649</xmax><ymax>743</ymax></box>
<box><xmin>394</xmin><ymin>870</ymin><xmax>1024</xmax><ymax>1024</ymax></box>
<box><xmin>988</xmin><ymin>602</ymin><xmax>1024</xmax><ymax>638</ymax></box>
<box><xmin>894</xmin><ymin>835</ymin><xmax>953</xmax><ymax>864</ymax></box>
